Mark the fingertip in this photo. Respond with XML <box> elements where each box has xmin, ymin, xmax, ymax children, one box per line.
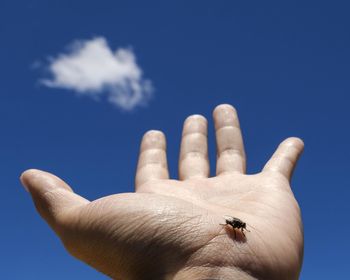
<box><xmin>282</xmin><ymin>137</ymin><xmax>305</xmax><ymax>152</ymax></box>
<box><xmin>279</xmin><ymin>137</ymin><xmax>305</xmax><ymax>160</ymax></box>
<box><xmin>213</xmin><ymin>104</ymin><xmax>237</xmax><ymax>116</ymax></box>
<box><xmin>20</xmin><ymin>169</ymin><xmax>44</xmax><ymax>192</ymax></box>
<box><xmin>184</xmin><ymin>114</ymin><xmax>207</xmax><ymax>123</ymax></box>
<box><xmin>20</xmin><ymin>169</ymin><xmax>73</xmax><ymax>194</ymax></box>
<box><xmin>263</xmin><ymin>137</ymin><xmax>305</xmax><ymax>180</ymax></box>
<box><xmin>20</xmin><ymin>168</ymin><xmax>39</xmax><ymax>179</ymax></box>
<box><xmin>213</xmin><ymin>104</ymin><xmax>240</xmax><ymax>130</ymax></box>
<box><xmin>143</xmin><ymin>129</ymin><xmax>165</xmax><ymax>139</ymax></box>
<box><xmin>141</xmin><ymin>130</ymin><xmax>166</xmax><ymax>151</ymax></box>
<box><xmin>182</xmin><ymin>114</ymin><xmax>208</xmax><ymax>136</ymax></box>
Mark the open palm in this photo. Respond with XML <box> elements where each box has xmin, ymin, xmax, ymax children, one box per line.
<box><xmin>22</xmin><ymin>104</ymin><xmax>304</xmax><ymax>280</ymax></box>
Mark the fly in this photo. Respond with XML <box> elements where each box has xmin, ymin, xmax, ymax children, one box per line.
<box><xmin>220</xmin><ymin>215</ymin><xmax>250</xmax><ymax>238</ymax></box>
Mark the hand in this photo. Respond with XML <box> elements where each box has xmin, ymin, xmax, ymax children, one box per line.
<box><xmin>21</xmin><ymin>104</ymin><xmax>304</xmax><ymax>280</ymax></box>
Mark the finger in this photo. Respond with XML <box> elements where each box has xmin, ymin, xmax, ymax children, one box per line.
<box><xmin>262</xmin><ymin>137</ymin><xmax>304</xmax><ymax>181</ymax></box>
<box><xmin>20</xmin><ymin>169</ymin><xmax>89</xmax><ymax>229</ymax></box>
<box><xmin>213</xmin><ymin>104</ymin><xmax>246</xmax><ymax>175</ymax></box>
<box><xmin>179</xmin><ymin>115</ymin><xmax>209</xmax><ymax>180</ymax></box>
<box><xmin>135</xmin><ymin>130</ymin><xmax>169</xmax><ymax>190</ymax></box>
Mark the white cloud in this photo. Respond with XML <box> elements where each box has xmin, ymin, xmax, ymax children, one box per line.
<box><xmin>41</xmin><ymin>37</ymin><xmax>153</xmax><ymax>110</ymax></box>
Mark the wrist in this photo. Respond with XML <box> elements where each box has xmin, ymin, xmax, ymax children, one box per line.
<box><xmin>171</xmin><ymin>266</ymin><xmax>257</xmax><ymax>280</ymax></box>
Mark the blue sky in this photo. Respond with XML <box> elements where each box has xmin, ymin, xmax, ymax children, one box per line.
<box><xmin>1</xmin><ymin>0</ymin><xmax>349</xmax><ymax>279</ymax></box>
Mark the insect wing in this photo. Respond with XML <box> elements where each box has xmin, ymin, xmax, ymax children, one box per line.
<box><xmin>223</xmin><ymin>215</ymin><xmax>235</xmax><ymax>223</ymax></box>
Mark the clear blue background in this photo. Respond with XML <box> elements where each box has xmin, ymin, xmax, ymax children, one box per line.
<box><xmin>1</xmin><ymin>0</ymin><xmax>349</xmax><ymax>279</ymax></box>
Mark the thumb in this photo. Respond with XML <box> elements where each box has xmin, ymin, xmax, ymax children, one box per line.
<box><xmin>20</xmin><ymin>169</ymin><xmax>89</xmax><ymax>229</ymax></box>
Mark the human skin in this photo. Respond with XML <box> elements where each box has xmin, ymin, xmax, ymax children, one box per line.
<box><xmin>21</xmin><ymin>104</ymin><xmax>304</xmax><ymax>280</ymax></box>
